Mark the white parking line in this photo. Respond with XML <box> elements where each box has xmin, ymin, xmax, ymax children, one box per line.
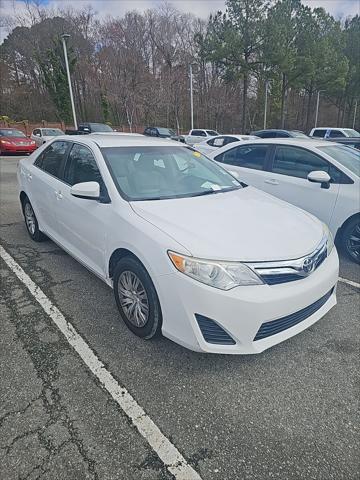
<box><xmin>339</xmin><ymin>277</ymin><xmax>360</xmax><ymax>289</ymax></box>
<box><xmin>0</xmin><ymin>245</ymin><xmax>202</xmax><ymax>480</ymax></box>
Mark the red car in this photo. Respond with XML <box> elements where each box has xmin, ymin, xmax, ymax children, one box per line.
<box><xmin>0</xmin><ymin>128</ymin><xmax>37</xmax><ymax>155</ymax></box>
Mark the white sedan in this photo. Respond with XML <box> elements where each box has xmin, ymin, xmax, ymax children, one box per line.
<box><xmin>31</xmin><ymin>128</ymin><xmax>64</xmax><ymax>147</ymax></box>
<box><xmin>18</xmin><ymin>135</ymin><xmax>338</xmax><ymax>354</ymax></box>
<box><xmin>208</xmin><ymin>138</ymin><xmax>360</xmax><ymax>263</ymax></box>
<box><xmin>193</xmin><ymin>134</ymin><xmax>259</xmax><ymax>155</ymax></box>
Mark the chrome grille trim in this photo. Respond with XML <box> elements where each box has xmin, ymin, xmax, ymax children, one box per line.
<box><xmin>246</xmin><ymin>239</ymin><xmax>328</xmax><ymax>285</ymax></box>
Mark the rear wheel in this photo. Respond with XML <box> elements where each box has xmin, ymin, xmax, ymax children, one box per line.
<box><xmin>22</xmin><ymin>197</ymin><xmax>46</xmax><ymax>242</ymax></box>
<box><xmin>342</xmin><ymin>217</ymin><xmax>360</xmax><ymax>263</ymax></box>
<box><xmin>113</xmin><ymin>257</ymin><xmax>162</xmax><ymax>339</ymax></box>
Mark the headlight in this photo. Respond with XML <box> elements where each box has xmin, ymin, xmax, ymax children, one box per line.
<box><xmin>322</xmin><ymin>223</ymin><xmax>334</xmax><ymax>255</ymax></box>
<box><xmin>168</xmin><ymin>251</ymin><xmax>263</xmax><ymax>290</ymax></box>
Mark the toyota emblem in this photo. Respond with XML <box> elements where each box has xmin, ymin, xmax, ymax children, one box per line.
<box><xmin>302</xmin><ymin>257</ymin><xmax>315</xmax><ymax>274</ymax></box>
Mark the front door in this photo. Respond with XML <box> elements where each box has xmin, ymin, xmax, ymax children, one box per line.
<box><xmin>54</xmin><ymin>143</ymin><xmax>110</xmax><ymax>277</ymax></box>
<box><xmin>262</xmin><ymin>145</ymin><xmax>340</xmax><ymax>227</ymax></box>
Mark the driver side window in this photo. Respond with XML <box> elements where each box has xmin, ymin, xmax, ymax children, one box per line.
<box><xmin>64</xmin><ymin>144</ymin><xmax>103</xmax><ymax>187</ymax></box>
<box><xmin>272</xmin><ymin>146</ymin><xmax>342</xmax><ymax>182</ymax></box>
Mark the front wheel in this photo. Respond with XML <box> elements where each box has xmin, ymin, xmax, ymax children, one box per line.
<box><xmin>342</xmin><ymin>217</ymin><xmax>360</xmax><ymax>263</ymax></box>
<box><xmin>113</xmin><ymin>257</ymin><xmax>162</xmax><ymax>339</ymax></box>
<box><xmin>22</xmin><ymin>197</ymin><xmax>46</xmax><ymax>242</ymax></box>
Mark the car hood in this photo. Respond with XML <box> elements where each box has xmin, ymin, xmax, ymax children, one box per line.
<box><xmin>4</xmin><ymin>136</ymin><xmax>31</xmax><ymax>142</ymax></box>
<box><xmin>131</xmin><ymin>187</ymin><xmax>324</xmax><ymax>262</ymax></box>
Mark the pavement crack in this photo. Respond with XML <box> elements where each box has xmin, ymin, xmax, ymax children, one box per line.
<box><xmin>1</xmin><ymin>259</ymin><xmax>99</xmax><ymax>479</ymax></box>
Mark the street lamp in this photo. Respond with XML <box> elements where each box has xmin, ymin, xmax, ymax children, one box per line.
<box><xmin>263</xmin><ymin>80</ymin><xmax>270</xmax><ymax>130</ymax></box>
<box><xmin>353</xmin><ymin>99</ymin><xmax>358</xmax><ymax>129</ymax></box>
<box><xmin>189</xmin><ymin>63</ymin><xmax>196</xmax><ymax>131</ymax></box>
<box><xmin>315</xmin><ymin>90</ymin><xmax>325</xmax><ymax>128</ymax></box>
<box><xmin>61</xmin><ymin>34</ymin><xmax>78</xmax><ymax>130</ymax></box>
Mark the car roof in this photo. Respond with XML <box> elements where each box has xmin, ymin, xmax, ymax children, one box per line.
<box><xmin>218</xmin><ymin>138</ymin><xmax>333</xmax><ymax>148</ymax></box>
<box><xmin>311</xmin><ymin>127</ymin><xmax>346</xmax><ymax>130</ymax></box>
<box><xmin>57</xmin><ymin>134</ymin><xmax>183</xmax><ymax>148</ymax></box>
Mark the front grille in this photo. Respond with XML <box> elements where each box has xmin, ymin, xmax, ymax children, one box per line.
<box><xmin>195</xmin><ymin>314</ymin><xmax>236</xmax><ymax>345</ymax></box>
<box><xmin>261</xmin><ymin>273</ymin><xmax>302</xmax><ymax>285</ymax></box>
<box><xmin>254</xmin><ymin>287</ymin><xmax>334</xmax><ymax>341</ymax></box>
<box><xmin>247</xmin><ymin>240</ymin><xmax>328</xmax><ymax>286</ymax></box>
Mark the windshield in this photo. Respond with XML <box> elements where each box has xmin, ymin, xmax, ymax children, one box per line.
<box><xmin>42</xmin><ymin>129</ymin><xmax>63</xmax><ymax>136</ymax></box>
<box><xmin>318</xmin><ymin>145</ymin><xmax>360</xmax><ymax>177</ymax></box>
<box><xmin>157</xmin><ymin>128</ymin><xmax>175</xmax><ymax>136</ymax></box>
<box><xmin>206</xmin><ymin>130</ymin><xmax>219</xmax><ymax>136</ymax></box>
<box><xmin>290</xmin><ymin>131</ymin><xmax>308</xmax><ymax>138</ymax></box>
<box><xmin>89</xmin><ymin>124</ymin><xmax>113</xmax><ymax>132</ymax></box>
<box><xmin>0</xmin><ymin>129</ymin><xmax>26</xmax><ymax>138</ymax></box>
<box><xmin>343</xmin><ymin>129</ymin><xmax>360</xmax><ymax>138</ymax></box>
<box><xmin>101</xmin><ymin>146</ymin><xmax>241</xmax><ymax>201</ymax></box>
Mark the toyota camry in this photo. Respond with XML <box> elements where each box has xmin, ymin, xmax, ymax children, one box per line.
<box><xmin>17</xmin><ymin>135</ymin><xmax>339</xmax><ymax>354</ymax></box>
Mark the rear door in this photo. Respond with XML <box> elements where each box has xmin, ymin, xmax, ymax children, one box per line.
<box><xmin>29</xmin><ymin>141</ymin><xmax>71</xmax><ymax>238</ymax></box>
<box><xmin>263</xmin><ymin>145</ymin><xmax>340</xmax><ymax>226</ymax></box>
<box><xmin>214</xmin><ymin>144</ymin><xmax>272</xmax><ymax>187</ymax></box>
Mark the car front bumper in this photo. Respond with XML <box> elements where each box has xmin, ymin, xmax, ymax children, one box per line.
<box><xmin>156</xmin><ymin>248</ymin><xmax>339</xmax><ymax>354</ymax></box>
<box><xmin>0</xmin><ymin>143</ymin><xmax>37</xmax><ymax>153</ymax></box>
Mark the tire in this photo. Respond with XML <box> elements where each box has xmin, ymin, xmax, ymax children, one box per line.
<box><xmin>341</xmin><ymin>217</ymin><xmax>360</xmax><ymax>263</ymax></box>
<box><xmin>113</xmin><ymin>256</ymin><xmax>162</xmax><ymax>339</ymax></box>
<box><xmin>22</xmin><ymin>197</ymin><xmax>46</xmax><ymax>242</ymax></box>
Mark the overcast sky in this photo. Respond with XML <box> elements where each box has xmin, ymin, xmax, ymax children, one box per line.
<box><xmin>1</xmin><ymin>0</ymin><xmax>359</xmax><ymax>40</ymax></box>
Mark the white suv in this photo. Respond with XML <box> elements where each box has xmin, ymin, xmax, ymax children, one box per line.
<box><xmin>309</xmin><ymin>127</ymin><xmax>360</xmax><ymax>139</ymax></box>
<box><xmin>209</xmin><ymin>138</ymin><xmax>360</xmax><ymax>263</ymax></box>
<box><xmin>184</xmin><ymin>129</ymin><xmax>219</xmax><ymax>145</ymax></box>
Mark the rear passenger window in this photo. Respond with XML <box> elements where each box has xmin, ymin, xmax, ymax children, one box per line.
<box><xmin>34</xmin><ymin>141</ymin><xmax>70</xmax><ymax>179</ymax></box>
<box><xmin>191</xmin><ymin>130</ymin><xmax>206</xmax><ymax>137</ymax></box>
<box><xmin>216</xmin><ymin>145</ymin><xmax>268</xmax><ymax>170</ymax></box>
<box><xmin>312</xmin><ymin>129</ymin><xmax>325</xmax><ymax>138</ymax></box>
<box><xmin>329</xmin><ymin>130</ymin><xmax>345</xmax><ymax>138</ymax></box>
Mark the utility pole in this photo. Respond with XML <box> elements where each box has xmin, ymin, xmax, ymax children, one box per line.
<box><xmin>61</xmin><ymin>34</ymin><xmax>77</xmax><ymax>130</ymax></box>
<box><xmin>315</xmin><ymin>90</ymin><xmax>325</xmax><ymax>128</ymax></box>
<box><xmin>189</xmin><ymin>64</ymin><xmax>194</xmax><ymax>130</ymax></box>
<box><xmin>263</xmin><ymin>80</ymin><xmax>269</xmax><ymax>130</ymax></box>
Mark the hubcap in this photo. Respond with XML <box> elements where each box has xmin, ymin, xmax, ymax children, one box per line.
<box><xmin>24</xmin><ymin>203</ymin><xmax>36</xmax><ymax>235</ymax></box>
<box><xmin>118</xmin><ymin>271</ymin><xmax>149</xmax><ymax>327</ymax></box>
<box><xmin>346</xmin><ymin>223</ymin><xmax>360</xmax><ymax>261</ymax></box>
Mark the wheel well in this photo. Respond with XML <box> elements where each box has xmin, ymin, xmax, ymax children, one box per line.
<box><xmin>108</xmin><ymin>248</ymin><xmax>137</xmax><ymax>278</ymax></box>
<box><xmin>336</xmin><ymin>213</ymin><xmax>360</xmax><ymax>242</ymax></box>
<box><xmin>19</xmin><ymin>191</ymin><xmax>28</xmax><ymax>211</ymax></box>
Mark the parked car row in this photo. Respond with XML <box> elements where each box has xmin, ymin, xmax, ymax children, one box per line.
<box><xmin>18</xmin><ymin>134</ymin><xmax>340</xmax><ymax>354</ymax></box>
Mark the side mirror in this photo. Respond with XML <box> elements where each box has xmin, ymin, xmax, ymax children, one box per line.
<box><xmin>70</xmin><ymin>181</ymin><xmax>100</xmax><ymax>200</ymax></box>
<box><xmin>82</xmin><ymin>127</ymin><xmax>91</xmax><ymax>133</ymax></box>
<box><xmin>307</xmin><ymin>170</ymin><xmax>331</xmax><ymax>189</ymax></box>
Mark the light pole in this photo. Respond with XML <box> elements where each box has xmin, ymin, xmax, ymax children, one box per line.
<box><xmin>353</xmin><ymin>99</ymin><xmax>358</xmax><ymax>129</ymax></box>
<box><xmin>315</xmin><ymin>90</ymin><xmax>325</xmax><ymax>128</ymax></box>
<box><xmin>61</xmin><ymin>34</ymin><xmax>77</xmax><ymax>130</ymax></box>
<box><xmin>189</xmin><ymin>63</ymin><xmax>195</xmax><ymax>130</ymax></box>
<box><xmin>263</xmin><ymin>80</ymin><xmax>270</xmax><ymax>130</ymax></box>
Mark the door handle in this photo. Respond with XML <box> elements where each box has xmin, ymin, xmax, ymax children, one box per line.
<box><xmin>55</xmin><ymin>190</ymin><xmax>63</xmax><ymax>199</ymax></box>
<box><xmin>264</xmin><ymin>179</ymin><xmax>279</xmax><ymax>185</ymax></box>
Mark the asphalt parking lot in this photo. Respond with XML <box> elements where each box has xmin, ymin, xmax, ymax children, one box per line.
<box><xmin>0</xmin><ymin>154</ymin><xmax>359</xmax><ymax>480</ymax></box>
